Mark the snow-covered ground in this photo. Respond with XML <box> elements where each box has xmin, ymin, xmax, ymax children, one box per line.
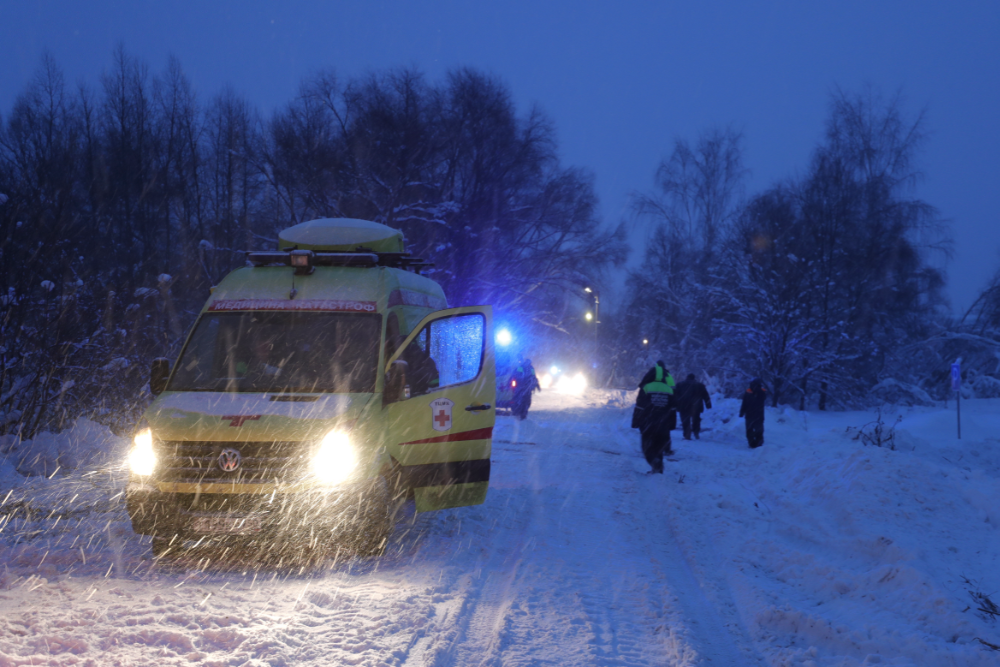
<box><xmin>1</xmin><ymin>391</ymin><xmax>998</xmax><ymax>666</ymax></box>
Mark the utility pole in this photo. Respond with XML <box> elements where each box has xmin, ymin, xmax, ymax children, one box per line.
<box><xmin>951</xmin><ymin>358</ymin><xmax>962</xmax><ymax>440</ymax></box>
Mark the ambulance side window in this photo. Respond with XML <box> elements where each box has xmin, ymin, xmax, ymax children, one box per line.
<box><xmin>404</xmin><ymin>313</ymin><xmax>484</xmax><ymax>397</ymax></box>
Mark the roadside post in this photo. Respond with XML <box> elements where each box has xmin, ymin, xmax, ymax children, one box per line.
<box><xmin>951</xmin><ymin>359</ymin><xmax>961</xmax><ymax>440</ymax></box>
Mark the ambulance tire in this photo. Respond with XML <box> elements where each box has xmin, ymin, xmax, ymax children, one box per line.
<box><xmin>352</xmin><ymin>477</ymin><xmax>395</xmax><ymax>557</ymax></box>
<box><xmin>151</xmin><ymin>537</ymin><xmax>176</xmax><ymax>559</ymax></box>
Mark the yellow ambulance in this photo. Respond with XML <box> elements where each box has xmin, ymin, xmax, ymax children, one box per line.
<box><xmin>125</xmin><ymin>218</ymin><xmax>495</xmax><ymax>557</ymax></box>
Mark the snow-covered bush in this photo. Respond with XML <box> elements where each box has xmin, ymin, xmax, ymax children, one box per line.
<box><xmin>971</xmin><ymin>373</ymin><xmax>1000</xmax><ymax>398</ymax></box>
<box><xmin>846</xmin><ymin>407</ymin><xmax>903</xmax><ymax>450</ymax></box>
<box><xmin>868</xmin><ymin>378</ymin><xmax>936</xmax><ymax>407</ymax></box>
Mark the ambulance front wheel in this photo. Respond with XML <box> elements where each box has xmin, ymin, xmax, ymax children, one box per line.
<box><xmin>351</xmin><ymin>476</ymin><xmax>395</xmax><ymax>557</ymax></box>
<box><xmin>354</xmin><ymin>520</ymin><xmax>391</xmax><ymax>556</ymax></box>
<box><xmin>151</xmin><ymin>537</ymin><xmax>176</xmax><ymax>558</ymax></box>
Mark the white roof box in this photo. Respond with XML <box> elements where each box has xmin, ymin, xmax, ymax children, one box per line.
<box><xmin>278</xmin><ymin>218</ymin><xmax>405</xmax><ymax>253</ymax></box>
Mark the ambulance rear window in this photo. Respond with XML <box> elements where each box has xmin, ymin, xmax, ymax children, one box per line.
<box><xmin>169</xmin><ymin>312</ymin><xmax>380</xmax><ymax>393</ymax></box>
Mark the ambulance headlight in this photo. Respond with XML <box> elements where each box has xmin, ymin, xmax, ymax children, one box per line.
<box><xmin>311</xmin><ymin>429</ymin><xmax>357</xmax><ymax>485</ymax></box>
<box><xmin>128</xmin><ymin>428</ymin><xmax>157</xmax><ymax>476</ymax></box>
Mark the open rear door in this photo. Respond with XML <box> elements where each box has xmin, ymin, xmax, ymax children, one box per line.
<box><xmin>383</xmin><ymin>306</ymin><xmax>494</xmax><ymax>511</ymax></box>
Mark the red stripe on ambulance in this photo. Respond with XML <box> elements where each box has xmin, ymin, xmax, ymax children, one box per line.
<box><xmin>399</xmin><ymin>427</ymin><xmax>494</xmax><ymax>446</ymax></box>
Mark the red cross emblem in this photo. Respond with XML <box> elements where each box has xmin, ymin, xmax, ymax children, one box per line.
<box><xmin>429</xmin><ymin>398</ymin><xmax>454</xmax><ymax>432</ymax></box>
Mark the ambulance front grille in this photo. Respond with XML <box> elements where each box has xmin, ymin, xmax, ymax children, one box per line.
<box><xmin>153</xmin><ymin>440</ymin><xmax>310</xmax><ymax>484</ymax></box>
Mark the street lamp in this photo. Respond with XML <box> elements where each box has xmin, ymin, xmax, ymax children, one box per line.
<box><xmin>581</xmin><ymin>286</ymin><xmax>602</xmax><ymax>383</ymax></box>
<box><xmin>584</xmin><ymin>287</ymin><xmax>600</xmax><ymax>323</ymax></box>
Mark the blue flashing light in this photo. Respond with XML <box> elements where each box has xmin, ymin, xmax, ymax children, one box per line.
<box><xmin>550</xmin><ymin>365</ymin><xmax>560</xmax><ymax>375</ymax></box>
<box><xmin>496</xmin><ymin>328</ymin><xmax>513</xmax><ymax>347</ymax></box>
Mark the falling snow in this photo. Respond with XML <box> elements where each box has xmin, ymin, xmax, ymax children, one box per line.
<box><xmin>0</xmin><ymin>390</ymin><xmax>998</xmax><ymax>665</ymax></box>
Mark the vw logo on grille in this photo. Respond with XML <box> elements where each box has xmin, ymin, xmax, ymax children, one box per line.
<box><xmin>218</xmin><ymin>448</ymin><xmax>242</xmax><ymax>472</ymax></box>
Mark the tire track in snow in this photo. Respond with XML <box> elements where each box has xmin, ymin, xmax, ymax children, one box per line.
<box><xmin>582</xmin><ymin>430</ymin><xmax>701</xmax><ymax>666</ymax></box>
<box><xmin>440</xmin><ymin>538</ymin><xmax>527</xmax><ymax>667</ymax></box>
<box><xmin>614</xmin><ymin>428</ymin><xmax>763</xmax><ymax>667</ymax></box>
<box><xmin>446</xmin><ymin>412</ymin><xmax>706</xmax><ymax>666</ymax></box>
<box><xmin>399</xmin><ymin>490</ymin><xmax>535</xmax><ymax>667</ymax></box>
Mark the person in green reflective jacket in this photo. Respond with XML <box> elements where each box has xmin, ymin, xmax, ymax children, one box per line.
<box><xmin>631</xmin><ymin>361</ymin><xmax>677</xmax><ymax>473</ymax></box>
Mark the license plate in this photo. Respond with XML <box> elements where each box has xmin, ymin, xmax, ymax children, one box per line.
<box><xmin>191</xmin><ymin>515</ymin><xmax>262</xmax><ymax>535</ymax></box>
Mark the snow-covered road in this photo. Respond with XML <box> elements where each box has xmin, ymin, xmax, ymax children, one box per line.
<box><xmin>1</xmin><ymin>391</ymin><xmax>999</xmax><ymax>666</ymax></box>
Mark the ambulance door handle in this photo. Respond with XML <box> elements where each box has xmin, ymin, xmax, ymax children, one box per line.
<box><xmin>465</xmin><ymin>404</ymin><xmax>491</xmax><ymax>412</ymax></box>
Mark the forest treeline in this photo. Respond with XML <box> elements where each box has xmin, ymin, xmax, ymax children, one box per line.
<box><xmin>1</xmin><ymin>48</ymin><xmax>998</xmax><ymax>435</ymax></box>
<box><xmin>0</xmin><ymin>48</ymin><xmax>625</xmax><ymax>435</ymax></box>
<box><xmin>616</xmin><ymin>91</ymin><xmax>1000</xmax><ymax>408</ymax></box>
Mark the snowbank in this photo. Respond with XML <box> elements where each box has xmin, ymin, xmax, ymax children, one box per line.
<box><xmin>3</xmin><ymin>418</ymin><xmax>126</xmax><ymax>477</ymax></box>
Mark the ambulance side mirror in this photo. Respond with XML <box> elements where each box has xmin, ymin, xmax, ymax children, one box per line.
<box><xmin>384</xmin><ymin>359</ymin><xmax>408</xmax><ymax>405</ymax></box>
<box><xmin>149</xmin><ymin>358</ymin><xmax>171</xmax><ymax>396</ymax></box>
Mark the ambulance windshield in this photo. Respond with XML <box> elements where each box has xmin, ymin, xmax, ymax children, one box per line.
<box><xmin>169</xmin><ymin>311</ymin><xmax>381</xmax><ymax>393</ymax></box>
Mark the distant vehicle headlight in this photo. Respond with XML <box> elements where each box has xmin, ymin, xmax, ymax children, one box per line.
<box><xmin>128</xmin><ymin>428</ymin><xmax>157</xmax><ymax>476</ymax></box>
<box><xmin>556</xmin><ymin>372</ymin><xmax>588</xmax><ymax>396</ymax></box>
<box><xmin>311</xmin><ymin>429</ymin><xmax>357</xmax><ymax>485</ymax></box>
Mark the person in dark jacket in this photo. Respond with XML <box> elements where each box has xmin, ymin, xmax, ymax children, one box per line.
<box><xmin>631</xmin><ymin>361</ymin><xmax>676</xmax><ymax>473</ymax></box>
<box><xmin>674</xmin><ymin>373</ymin><xmax>712</xmax><ymax>440</ymax></box>
<box><xmin>511</xmin><ymin>358</ymin><xmax>539</xmax><ymax>420</ymax></box>
<box><xmin>739</xmin><ymin>378</ymin><xmax>767</xmax><ymax>448</ymax></box>
<box><xmin>403</xmin><ymin>343</ymin><xmax>440</xmax><ymax>397</ymax></box>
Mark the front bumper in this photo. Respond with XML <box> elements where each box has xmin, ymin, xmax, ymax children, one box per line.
<box><xmin>126</xmin><ymin>478</ymin><xmax>387</xmax><ymax>540</ymax></box>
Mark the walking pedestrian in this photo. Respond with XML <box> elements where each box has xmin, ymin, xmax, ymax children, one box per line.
<box><xmin>511</xmin><ymin>358</ymin><xmax>540</xmax><ymax>420</ymax></box>
<box><xmin>631</xmin><ymin>361</ymin><xmax>677</xmax><ymax>473</ymax></box>
<box><xmin>739</xmin><ymin>378</ymin><xmax>767</xmax><ymax>448</ymax></box>
<box><xmin>674</xmin><ymin>373</ymin><xmax>712</xmax><ymax>440</ymax></box>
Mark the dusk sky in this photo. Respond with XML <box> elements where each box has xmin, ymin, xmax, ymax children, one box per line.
<box><xmin>3</xmin><ymin>1</ymin><xmax>998</xmax><ymax>312</ymax></box>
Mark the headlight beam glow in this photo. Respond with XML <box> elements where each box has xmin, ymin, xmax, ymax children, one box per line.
<box><xmin>311</xmin><ymin>429</ymin><xmax>358</xmax><ymax>485</ymax></box>
<box><xmin>128</xmin><ymin>428</ymin><xmax>157</xmax><ymax>476</ymax></box>
<box><xmin>555</xmin><ymin>372</ymin><xmax>588</xmax><ymax>395</ymax></box>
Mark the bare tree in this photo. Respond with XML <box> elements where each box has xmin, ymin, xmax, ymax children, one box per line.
<box><xmin>801</xmin><ymin>87</ymin><xmax>946</xmax><ymax>407</ymax></box>
<box><xmin>637</xmin><ymin>127</ymin><xmax>747</xmax><ymax>252</ymax></box>
<box><xmin>624</xmin><ymin>127</ymin><xmax>747</xmax><ymax>371</ymax></box>
<box><xmin>204</xmin><ymin>87</ymin><xmax>260</xmax><ymax>281</ymax></box>
<box><xmin>153</xmin><ymin>56</ymin><xmax>203</xmax><ymax>284</ymax></box>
